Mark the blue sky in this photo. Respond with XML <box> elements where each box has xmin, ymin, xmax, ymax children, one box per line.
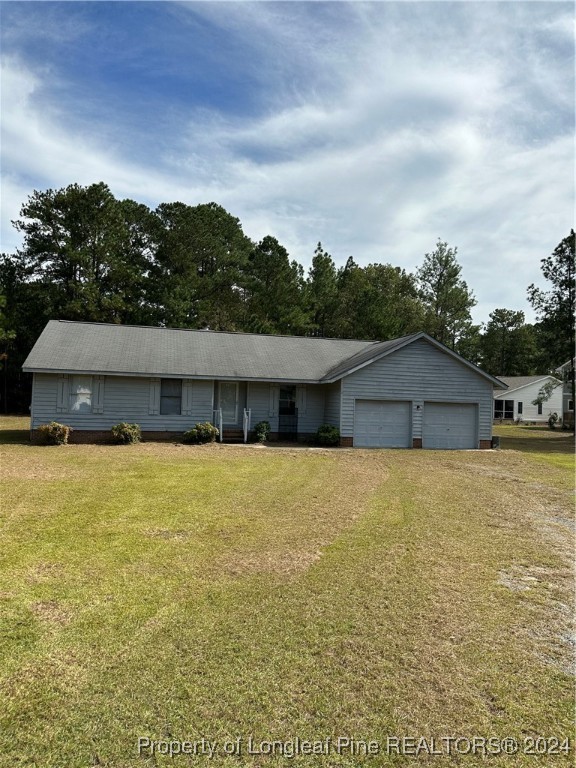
<box><xmin>1</xmin><ymin>1</ymin><xmax>574</xmax><ymax>325</ymax></box>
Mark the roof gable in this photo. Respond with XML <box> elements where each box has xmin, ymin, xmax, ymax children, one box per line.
<box><xmin>321</xmin><ymin>331</ymin><xmax>506</xmax><ymax>388</ymax></box>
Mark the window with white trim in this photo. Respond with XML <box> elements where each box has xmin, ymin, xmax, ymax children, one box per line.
<box><xmin>160</xmin><ymin>379</ymin><xmax>182</xmax><ymax>415</ymax></box>
<box><xmin>69</xmin><ymin>375</ymin><xmax>93</xmax><ymax>413</ymax></box>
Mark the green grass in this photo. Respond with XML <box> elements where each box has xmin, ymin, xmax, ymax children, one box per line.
<box><xmin>1</xmin><ymin>417</ymin><xmax>574</xmax><ymax>767</ymax></box>
<box><xmin>493</xmin><ymin>423</ymin><xmax>575</xmax><ymax>470</ymax></box>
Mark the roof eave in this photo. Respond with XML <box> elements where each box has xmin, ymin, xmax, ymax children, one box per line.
<box><xmin>24</xmin><ymin>367</ymin><xmax>323</xmax><ymax>384</ymax></box>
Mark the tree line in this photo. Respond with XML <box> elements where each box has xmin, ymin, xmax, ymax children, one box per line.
<box><xmin>0</xmin><ymin>182</ymin><xmax>573</xmax><ymax>413</ymax></box>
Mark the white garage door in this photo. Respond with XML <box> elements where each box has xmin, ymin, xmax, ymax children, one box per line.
<box><xmin>353</xmin><ymin>400</ymin><xmax>411</xmax><ymax>448</ymax></box>
<box><xmin>422</xmin><ymin>402</ymin><xmax>477</xmax><ymax>449</ymax></box>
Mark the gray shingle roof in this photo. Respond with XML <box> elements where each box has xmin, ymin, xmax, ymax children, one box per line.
<box><xmin>495</xmin><ymin>375</ymin><xmax>560</xmax><ymax>392</ymax></box>
<box><xmin>23</xmin><ymin>321</ymin><xmax>378</xmax><ymax>382</ymax></box>
<box><xmin>23</xmin><ymin>321</ymin><xmax>506</xmax><ymax>386</ymax></box>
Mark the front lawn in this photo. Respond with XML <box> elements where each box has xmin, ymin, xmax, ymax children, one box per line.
<box><xmin>1</xmin><ymin>417</ymin><xmax>574</xmax><ymax>766</ymax></box>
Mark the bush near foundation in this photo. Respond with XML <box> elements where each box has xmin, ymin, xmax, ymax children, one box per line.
<box><xmin>111</xmin><ymin>423</ymin><xmax>142</xmax><ymax>444</ymax></box>
<box><xmin>315</xmin><ymin>424</ymin><xmax>340</xmax><ymax>446</ymax></box>
<box><xmin>37</xmin><ymin>422</ymin><xmax>72</xmax><ymax>445</ymax></box>
<box><xmin>253</xmin><ymin>421</ymin><xmax>271</xmax><ymax>443</ymax></box>
<box><xmin>183</xmin><ymin>422</ymin><xmax>219</xmax><ymax>444</ymax></box>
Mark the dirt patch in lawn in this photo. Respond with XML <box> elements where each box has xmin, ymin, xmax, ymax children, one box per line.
<box><xmin>31</xmin><ymin>600</ymin><xmax>72</xmax><ymax>626</ymax></box>
<box><xmin>25</xmin><ymin>562</ymin><xmax>66</xmax><ymax>584</ymax></box>
<box><xmin>143</xmin><ymin>528</ymin><xmax>191</xmax><ymax>540</ymax></box>
<box><xmin>0</xmin><ymin>458</ymin><xmax>74</xmax><ymax>481</ymax></box>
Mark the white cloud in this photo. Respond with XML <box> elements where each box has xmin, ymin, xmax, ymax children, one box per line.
<box><xmin>0</xmin><ymin>56</ymin><xmax>215</xmax><ymax>249</ymax></box>
<box><xmin>1</xmin><ymin>1</ymin><xmax>574</xmax><ymax>328</ymax></box>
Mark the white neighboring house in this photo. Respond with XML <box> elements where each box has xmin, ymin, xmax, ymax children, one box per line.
<box><xmin>493</xmin><ymin>375</ymin><xmax>563</xmax><ymax>422</ymax></box>
<box><xmin>555</xmin><ymin>359</ymin><xmax>575</xmax><ymax>428</ymax></box>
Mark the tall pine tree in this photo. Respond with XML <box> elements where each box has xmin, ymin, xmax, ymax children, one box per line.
<box><xmin>416</xmin><ymin>239</ymin><xmax>476</xmax><ymax>348</ymax></box>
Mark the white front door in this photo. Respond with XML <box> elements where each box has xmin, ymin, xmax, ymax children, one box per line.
<box><xmin>219</xmin><ymin>382</ymin><xmax>239</xmax><ymax>424</ymax></box>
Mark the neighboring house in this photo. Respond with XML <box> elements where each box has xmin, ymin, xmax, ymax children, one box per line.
<box><xmin>493</xmin><ymin>375</ymin><xmax>562</xmax><ymax>423</ymax></box>
<box><xmin>23</xmin><ymin>320</ymin><xmax>506</xmax><ymax>449</ymax></box>
<box><xmin>555</xmin><ymin>359</ymin><xmax>575</xmax><ymax>428</ymax></box>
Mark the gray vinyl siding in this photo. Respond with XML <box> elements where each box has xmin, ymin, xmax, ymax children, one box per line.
<box><xmin>323</xmin><ymin>382</ymin><xmax>341</xmax><ymax>428</ymax></box>
<box><xmin>246</xmin><ymin>382</ymin><xmax>277</xmax><ymax>431</ymax></box>
<box><xmin>31</xmin><ymin>374</ymin><xmax>213</xmax><ymax>431</ymax></box>
<box><xmin>30</xmin><ymin>372</ymin><xmax>55</xmax><ymax>428</ymax></box>
<box><xmin>296</xmin><ymin>385</ymin><xmax>327</xmax><ymax>434</ymax></box>
<box><xmin>340</xmin><ymin>339</ymin><xmax>493</xmax><ymax>441</ymax></box>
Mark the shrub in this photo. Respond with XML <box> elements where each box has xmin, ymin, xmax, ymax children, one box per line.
<box><xmin>183</xmin><ymin>422</ymin><xmax>219</xmax><ymax>444</ymax></box>
<box><xmin>548</xmin><ymin>412</ymin><xmax>559</xmax><ymax>430</ymax></box>
<box><xmin>253</xmin><ymin>420</ymin><xmax>271</xmax><ymax>443</ymax></box>
<box><xmin>315</xmin><ymin>424</ymin><xmax>340</xmax><ymax>446</ymax></box>
<box><xmin>37</xmin><ymin>421</ymin><xmax>72</xmax><ymax>445</ymax></box>
<box><xmin>111</xmin><ymin>422</ymin><xmax>142</xmax><ymax>444</ymax></box>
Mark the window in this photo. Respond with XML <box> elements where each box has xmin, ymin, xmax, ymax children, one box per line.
<box><xmin>569</xmin><ymin>400</ymin><xmax>574</xmax><ymax>411</ymax></box>
<box><xmin>70</xmin><ymin>375</ymin><xmax>92</xmax><ymax>413</ymax></box>
<box><xmin>279</xmin><ymin>386</ymin><xmax>296</xmax><ymax>415</ymax></box>
<box><xmin>517</xmin><ymin>401</ymin><xmax>523</xmax><ymax>415</ymax></box>
<box><xmin>160</xmin><ymin>379</ymin><xmax>182</xmax><ymax>415</ymax></box>
<box><xmin>494</xmin><ymin>400</ymin><xmax>514</xmax><ymax>419</ymax></box>
<box><xmin>537</xmin><ymin>402</ymin><xmax>543</xmax><ymax>415</ymax></box>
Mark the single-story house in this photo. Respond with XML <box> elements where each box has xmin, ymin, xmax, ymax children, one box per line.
<box><xmin>23</xmin><ymin>320</ymin><xmax>506</xmax><ymax>449</ymax></box>
<box><xmin>555</xmin><ymin>360</ymin><xmax>575</xmax><ymax>428</ymax></box>
<box><xmin>493</xmin><ymin>375</ymin><xmax>563</xmax><ymax>422</ymax></box>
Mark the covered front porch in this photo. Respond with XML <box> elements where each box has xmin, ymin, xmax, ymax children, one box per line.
<box><xmin>211</xmin><ymin>380</ymin><xmax>340</xmax><ymax>443</ymax></box>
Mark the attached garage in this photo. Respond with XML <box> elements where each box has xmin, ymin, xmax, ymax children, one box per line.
<box><xmin>353</xmin><ymin>399</ymin><xmax>411</xmax><ymax>448</ymax></box>
<box><xmin>422</xmin><ymin>402</ymin><xmax>477</xmax><ymax>449</ymax></box>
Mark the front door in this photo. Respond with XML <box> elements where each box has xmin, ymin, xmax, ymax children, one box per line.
<box><xmin>278</xmin><ymin>385</ymin><xmax>298</xmax><ymax>440</ymax></box>
<box><xmin>219</xmin><ymin>382</ymin><xmax>239</xmax><ymax>424</ymax></box>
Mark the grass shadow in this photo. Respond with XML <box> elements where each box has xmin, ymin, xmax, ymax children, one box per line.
<box><xmin>0</xmin><ymin>416</ymin><xmax>31</xmax><ymax>445</ymax></box>
<box><xmin>493</xmin><ymin>423</ymin><xmax>574</xmax><ymax>455</ymax></box>
<box><xmin>0</xmin><ymin>428</ymin><xmax>31</xmax><ymax>445</ymax></box>
<box><xmin>500</xmin><ymin>437</ymin><xmax>574</xmax><ymax>455</ymax></box>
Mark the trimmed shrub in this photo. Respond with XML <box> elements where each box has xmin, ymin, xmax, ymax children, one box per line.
<box><xmin>548</xmin><ymin>412</ymin><xmax>559</xmax><ymax>430</ymax></box>
<box><xmin>315</xmin><ymin>424</ymin><xmax>340</xmax><ymax>446</ymax></box>
<box><xmin>253</xmin><ymin>420</ymin><xmax>271</xmax><ymax>443</ymax></box>
<box><xmin>183</xmin><ymin>422</ymin><xmax>219</xmax><ymax>444</ymax></box>
<box><xmin>111</xmin><ymin>423</ymin><xmax>142</xmax><ymax>444</ymax></box>
<box><xmin>37</xmin><ymin>421</ymin><xmax>72</xmax><ymax>445</ymax></box>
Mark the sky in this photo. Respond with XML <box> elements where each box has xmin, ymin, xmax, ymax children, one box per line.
<box><xmin>0</xmin><ymin>1</ymin><xmax>574</xmax><ymax>325</ymax></box>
